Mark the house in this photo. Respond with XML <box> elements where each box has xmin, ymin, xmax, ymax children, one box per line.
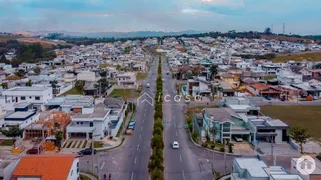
<box><xmin>0</xmin><ymin>70</ymin><xmax>5</xmax><ymax>82</ymax></box>
<box><xmin>12</xmin><ymin>155</ymin><xmax>79</xmax><ymax>180</ymax></box>
<box><xmin>277</xmin><ymin>69</ymin><xmax>303</xmax><ymax>84</ymax></box>
<box><xmin>116</xmin><ymin>72</ymin><xmax>137</xmax><ymax>86</ymax></box>
<box><xmin>1</xmin><ymin>85</ymin><xmax>53</xmax><ymax>111</ymax></box>
<box><xmin>185</xmin><ymin>76</ymin><xmax>211</xmax><ymax>97</ymax></box>
<box><xmin>195</xmin><ymin>108</ymin><xmax>235</xmax><ymax>143</ymax></box>
<box><xmin>232</xmin><ymin>158</ymin><xmax>303</xmax><ymax>180</ymax></box>
<box><xmin>291</xmin><ymin>158</ymin><xmax>321</xmax><ymax>180</ymax></box>
<box><xmin>77</xmin><ymin>71</ymin><xmax>100</xmax><ymax>82</ymax></box>
<box><xmin>0</xmin><ymin>103</ymin><xmax>40</xmax><ymax>129</ymax></box>
<box><xmin>66</xmin><ymin>97</ymin><xmax>126</xmax><ymax>139</ymax></box>
<box><xmin>248</xmin><ymin>83</ymin><xmax>282</xmax><ymax>98</ymax></box>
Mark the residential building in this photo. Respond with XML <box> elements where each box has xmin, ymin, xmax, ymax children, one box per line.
<box><xmin>116</xmin><ymin>72</ymin><xmax>137</xmax><ymax>86</ymax></box>
<box><xmin>291</xmin><ymin>158</ymin><xmax>321</xmax><ymax>180</ymax></box>
<box><xmin>185</xmin><ymin>76</ymin><xmax>211</xmax><ymax>97</ymax></box>
<box><xmin>77</xmin><ymin>71</ymin><xmax>100</xmax><ymax>82</ymax></box>
<box><xmin>0</xmin><ymin>159</ymin><xmax>20</xmax><ymax>180</ymax></box>
<box><xmin>232</xmin><ymin>158</ymin><xmax>303</xmax><ymax>180</ymax></box>
<box><xmin>0</xmin><ymin>103</ymin><xmax>40</xmax><ymax>129</ymax></box>
<box><xmin>248</xmin><ymin>83</ymin><xmax>282</xmax><ymax>99</ymax></box>
<box><xmin>1</xmin><ymin>85</ymin><xmax>53</xmax><ymax>111</ymax></box>
<box><xmin>12</xmin><ymin>155</ymin><xmax>79</xmax><ymax>180</ymax></box>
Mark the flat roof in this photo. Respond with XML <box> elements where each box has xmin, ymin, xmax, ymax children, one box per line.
<box><xmin>228</xmin><ymin>104</ymin><xmax>252</xmax><ymax>110</ymax></box>
<box><xmin>15</xmin><ymin>102</ymin><xmax>31</xmax><ymax>108</ymax></box>
<box><xmin>5</xmin><ymin>111</ymin><xmax>35</xmax><ymax>119</ymax></box>
<box><xmin>73</xmin><ymin>107</ymin><xmax>109</xmax><ymax>119</ymax></box>
<box><xmin>8</xmin><ymin>87</ymin><xmax>48</xmax><ymax>91</ymax></box>
<box><xmin>235</xmin><ymin>158</ymin><xmax>269</xmax><ymax>178</ymax></box>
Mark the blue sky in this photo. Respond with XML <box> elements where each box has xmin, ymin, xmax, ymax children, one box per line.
<box><xmin>0</xmin><ymin>0</ymin><xmax>320</xmax><ymax>34</ymax></box>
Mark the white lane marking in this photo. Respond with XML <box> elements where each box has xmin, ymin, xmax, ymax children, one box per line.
<box><xmin>143</xmin><ymin>120</ymin><xmax>145</xmax><ymax>123</ymax></box>
<box><xmin>137</xmin><ymin>144</ymin><xmax>140</xmax><ymax>151</ymax></box>
<box><xmin>173</xmin><ymin>115</ymin><xmax>175</xmax><ymax>119</ymax></box>
<box><xmin>139</xmin><ymin>134</ymin><xmax>141</xmax><ymax>140</ymax></box>
<box><xmin>131</xmin><ymin>172</ymin><xmax>134</xmax><ymax>180</ymax></box>
<box><xmin>176</xmin><ymin>131</ymin><xmax>178</xmax><ymax>136</ymax></box>
<box><xmin>134</xmin><ymin>156</ymin><xmax>137</xmax><ymax>164</ymax></box>
<box><xmin>182</xmin><ymin>170</ymin><xmax>186</xmax><ymax>180</ymax></box>
<box><xmin>180</xmin><ymin>154</ymin><xmax>182</xmax><ymax>162</ymax></box>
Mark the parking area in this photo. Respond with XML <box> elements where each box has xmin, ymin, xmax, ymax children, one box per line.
<box><xmin>232</xmin><ymin>141</ymin><xmax>256</xmax><ymax>155</ymax></box>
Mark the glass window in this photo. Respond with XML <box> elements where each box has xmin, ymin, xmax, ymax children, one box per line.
<box><xmin>35</xmin><ymin>96</ymin><xmax>40</xmax><ymax>100</ymax></box>
<box><xmin>21</xmin><ymin>96</ymin><xmax>26</xmax><ymax>100</ymax></box>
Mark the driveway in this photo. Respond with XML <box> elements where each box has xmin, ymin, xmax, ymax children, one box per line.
<box><xmin>257</xmin><ymin>142</ymin><xmax>299</xmax><ymax>155</ymax></box>
<box><xmin>232</xmin><ymin>142</ymin><xmax>256</xmax><ymax>155</ymax></box>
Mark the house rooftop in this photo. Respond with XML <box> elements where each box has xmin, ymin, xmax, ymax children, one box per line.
<box><xmin>72</xmin><ymin>107</ymin><xmax>109</xmax><ymax>119</ymax></box>
<box><xmin>6</xmin><ymin>86</ymin><xmax>49</xmax><ymax>91</ymax></box>
<box><xmin>235</xmin><ymin>158</ymin><xmax>269</xmax><ymax>178</ymax></box>
<box><xmin>203</xmin><ymin>108</ymin><xmax>238</xmax><ymax>123</ymax></box>
<box><xmin>12</xmin><ymin>155</ymin><xmax>76</xmax><ymax>180</ymax></box>
<box><xmin>5</xmin><ymin>110</ymin><xmax>36</xmax><ymax>120</ymax></box>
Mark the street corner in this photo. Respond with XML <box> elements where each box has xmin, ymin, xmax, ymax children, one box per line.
<box><xmin>137</xmin><ymin>92</ymin><xmax>154</xmax><ymax>106</ymax></box>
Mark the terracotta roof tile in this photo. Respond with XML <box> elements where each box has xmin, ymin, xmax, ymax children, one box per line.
<box><xmin>12</xmin><ymin>155</ymin><xmax>76</xmax><ymax>180</ymax></box>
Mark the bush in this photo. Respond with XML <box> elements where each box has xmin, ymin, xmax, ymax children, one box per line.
<box><xmin>317</xmin><ymin>153</ymin><xmax>321</xmax><ymax>161</ymax></box>
<box><xmin>153</xmin><ymin>127</ymin><xmax>163</xmax><ymax>136</ymax></box>
<box><xmin>220</xmin><ymin>147</ymin><xmax>225</xmax><ymax>152</ymax></box>
<box><xmin>228</xmin><ymin>143</ymin><xmax>233</xmax><ymax>153</ymax></box>
<box><xmin>151</xmin><ymin>135</ymin><xmax>164</xmax><ymax>149</ymax></box>
<box><xmin>151</xmin><ymin>169</ymin><xmax>164</xmax><ymax>180</ymax></box>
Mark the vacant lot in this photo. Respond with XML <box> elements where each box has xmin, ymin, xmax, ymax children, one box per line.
<box><xmin>108</xmin><ymin>89</ymin><xmax>139</xmax><ymax>100</ymax></box>
<box><xmin>272</xmin><ymin>51</ymin><xmax>321</xmax><ymax>62</ymax></box>
<box><xmin>260</xmin><ymin>106</ymin><xmax>321</xmax><ymax>141</ymax></box>
<box><xmin>61</xmin><ymin>87</ymin><xmax>82</xmax><ymax>96</ymax></box>
<box><xmin>137</xmin><ymin>72</ymin><xmax>148</xmax><ymax>80</ymax></box>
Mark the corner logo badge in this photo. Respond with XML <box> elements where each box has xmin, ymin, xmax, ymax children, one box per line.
<box><xmin>137</xmin><ymin>92</ymin><xmax>154</xmax><ymax>106</ymax></box>
<box><xmin>296</xmin><ymin>155</ymin><xmax>316</xmax><ymax>175</ymax></box>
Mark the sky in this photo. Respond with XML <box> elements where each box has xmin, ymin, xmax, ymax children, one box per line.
<box><xmin>0</xmin><ymin>0</ymin><xmax>320</xmax><ymax>35</ymax></box>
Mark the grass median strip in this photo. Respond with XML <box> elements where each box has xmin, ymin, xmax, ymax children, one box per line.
<box><xmin>148</xmin><ymin>55</ymin><xmax>165</xmax><ymax>180</ymax></box>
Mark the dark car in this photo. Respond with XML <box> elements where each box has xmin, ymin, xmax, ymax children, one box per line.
<box><xmin>78</xmin><ymin>148</ymin><xmax>97</xmax><ymax>155</ymax></box>
<box><xmin>26</xmin><ymin>146</ymin><xmax>41</xmax><ymax>154</ymax></box>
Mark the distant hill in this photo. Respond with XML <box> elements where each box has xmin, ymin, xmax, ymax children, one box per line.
<box><xmin>13</xmin><ymin>30</ymin><xmax>205</xmax><ymax>38</ymax></box>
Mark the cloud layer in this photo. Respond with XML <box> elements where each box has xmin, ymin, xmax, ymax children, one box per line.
<box><xmin>0</xmin><ymin>0</ymin><xmax>320</xmax><ymax>34</ymax></box>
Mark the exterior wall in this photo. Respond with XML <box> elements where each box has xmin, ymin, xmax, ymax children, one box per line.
<box><xmin>275</xmin><ymin>129</ymin><xmax>283</xmax><ymax>144</ymax></box>
<box><xmin>67</xmin><ymin>158</ymin><xmax>79</xmax><ymax>180</ymax></box>
<box><xmin>0</xmin><ymin>160</ymin><xmax>20</xmax><ymax>180</ymax></box>
<box><xmin>77</xmin><ymin>71</ymin><xmax>97</xmax><ymax>81</ymax></box>
<box><xmin>93</xmin><ymin>121</ymin><xmax>105</xmax><ymax>140</ymax></box>
<box><xmin>5</xmin><ymin>113</ymin><xmax>40</xmax><ymax>129</ymax></box>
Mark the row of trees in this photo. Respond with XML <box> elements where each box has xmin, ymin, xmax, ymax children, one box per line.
<box><xmin>149</xmin><ymin>55</ymin><xmax>164</xmax><ymax>179</ymax></box>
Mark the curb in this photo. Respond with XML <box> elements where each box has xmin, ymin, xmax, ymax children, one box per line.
<box><xmin>97</xmin><ymin>137</ymin><xmax>126</xmax><ymax>152</ymax></box>
<box><xmin>80</xmin><ymin>172</ymin><xmax>98</xmax><ymax>180</ymax></box>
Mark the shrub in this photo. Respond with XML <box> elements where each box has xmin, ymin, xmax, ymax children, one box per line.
<box><xmin>151</xmin><ymin>169</ymin><xmax>164</xmax><ymax>180</ymax></box>
<box><xmin>151</xmin><ymin>135</ymin><xmax>164</xmax><ymax>149</ymax></box>
<box><xmin>154</xmin><ymin>119</ymin><xmax>163</xmax><ymax>130</ymax></box>
<box><xmin>228</xmin><ymin>143</ymin><xmax>233</xmax><ymax>153</ymax></box>
<box><xmin>317</xmin><ymin>153</ymin><xmax>321</xmax><ymax>161</ymax></box>
<box><xmin>220</xmin><ymin>147</ymin><xmax>225</xmax><ymax>152</ymax></box>
<box><xmin>153</xmin><ymin>127</ymin><xmax>163</xmax><ymax>136</ymax></box>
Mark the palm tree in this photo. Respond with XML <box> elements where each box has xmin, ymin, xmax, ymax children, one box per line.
<box><xmin>209</xmin><ymin>65</ymin><xmax>218</xmax><ymax>80</ymax></box>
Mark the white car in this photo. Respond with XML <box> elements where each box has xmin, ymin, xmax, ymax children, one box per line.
<box><xmin>146</xmin><ymin>83</ymin><xmax>150</xmax><ymax>88</ymax></box>
<box><xmin>171</xmin><ymin>141</ymin><xmax>179</xmax><ymax>149</ymax></box>
<box><xmin>234</xmin><ymin>137</ymin><xmax>243</xmax><ymax>142</ymax></box>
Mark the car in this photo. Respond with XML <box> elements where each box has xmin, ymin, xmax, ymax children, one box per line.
<box><xmin>264</xmin><ymin>96</ymin><xmax>271</xmax><ymax>100</ymax></box>
<box><xmin>26</xmin><ymin>146</ymin><xmax>41</xmax><ymax>154</ymax></box>
<box><xmin>128</xmin><ymin>119</ymin><xmax>136</xmax><ymax>130</ymax></box>
<box><xmin>166</xmin><ymin>71</ymin><xmax>170</xmax><ymax>75</ymax></box>
<box><xmin>78</xmin><ymin>148</ymin><xmax>97</xmax><ymax>155</ymax></box>
<box><xmin>162</xmin><ymin>79</ymin><xmax>165</xmax><ymax>81</ymax></box>
<box><xmin>234</xmin><ymin>136</ymin><xmax>243</xmax><ymax>142</ymax></box>
<box><xmin>171</xmin><ymin>141</ymin><xmax>179</xmax><ymax>149</ymax></box>
<box><xmin>146</xmin><ymin>83</ymin><xmax>150</xmax><ymax>88</ymax></box>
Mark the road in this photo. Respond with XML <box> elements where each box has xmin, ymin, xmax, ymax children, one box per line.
<box><xmin>79</xmin><ymin>56</ymin><xmax>158</xmax><ymax>180</ymax></box>
<box><xmin>161</xmin><ymin>56</ymin><xmax>236</xmax><ymax>180</ymax></box>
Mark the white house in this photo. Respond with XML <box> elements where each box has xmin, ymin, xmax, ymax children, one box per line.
<box><xmin>77</xmin><ymin>71</ymin><xmax>100</xmax><ymax>82</ymax></box>
<box><xmin>1</xmin><ymin>85</ymin><xmax>53</xmax><ymax>111</ymax></box>
<box><xmin>116</xmin><ymin>72</ymin><xmax>137</xmax><ymax>86</ymax></box>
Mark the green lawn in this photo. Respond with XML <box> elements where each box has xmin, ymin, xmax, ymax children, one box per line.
<box><xmin>108</xmin><ymin>89</ymin><xmax>139</xmax><ymax>100</ymax></box>
<box><xmin>93</xmin><ymin>141</ymin><xmax>103</xmax><ymax>148</ymax></box>
<box><xmin>272</xmin><ymin>52</ymin><xmax>321</xmax><ymax>62</ymax></box>
<box><xmin>137</xmin><ymin>72</ymin><xmax>148</xmax><ymax>80</ymax></box>
<box><xmin>61</xmin><ymin>87</ymin><xmax>82</xmax><ymax>96</ymax></box>
<box><xmin>261</xmin><ymin>106</ymin><xmax>321</xmax><ymax>141</ymax></box>
<box><xmin>263</xmin><ymin>75</ymin><xmax>277</xmax><ymax>80</ymax></box>
<box><xmin>0</xmin><ymin>140</ymin><xmax>15</xmax><ymax>146</ymax></box>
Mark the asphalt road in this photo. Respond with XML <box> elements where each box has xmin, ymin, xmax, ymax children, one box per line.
<box><xmin>79</xmin><ymin>56</ymin><xmax>158</xmax><ymax>180</ymax></box>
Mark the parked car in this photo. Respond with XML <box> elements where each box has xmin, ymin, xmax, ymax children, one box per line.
<box><xmin>171</xmin><ymin>141</ymin><xmax>179</xmax><ymax>149</ymax></box>
<box><xmin>128</xmin><ymin>119</ymin><xmax>136</xmax><ymax>130</ymax></box>
<box><xmin>146</xmin><ymin>83</ymin><xmax>150</xmax><ymax>88</ymax></box>
<box><xmin>234</xmin><ymin>136</ymin><xmax>243</xmax><ymax>142</ymax></box>
<box><xmin>26</xmin><ymin>146</ymin><xmax>41</xmax><ymax>154</ymax></box>
<box><xmin>264</xmin><ymin>96</ymin><xmax>271</xmax><ymax>100</ymax></box>
<box><xmin>78</xmin><ymin>148</ymin><xmax>97</xmax><ymax>155</ymax></box>
<box><xmin>313</xmin><ymin>96</ymin><xmax>318</xmax><ymax>100</ymax></box>
<box><xmin>166</xmin><ymin>71</ymin><xmax>170</xmax><ymax>75</ymax></box>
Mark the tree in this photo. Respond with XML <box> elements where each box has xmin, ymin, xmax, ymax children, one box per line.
<box><xmin>14</xmin><ymin>69</ymin><xmax>26</xmax><ymax>78</ymax></box>
<box><xmin>50</xmin><ymin>80</ymin><xmax>58</xmax><ymax>89</ymax></box>
<box><xmin>264</xmin><ymin>27</ymin><xmax>272</xmax><ymax>35</ymax></box>
<box><xmin>209</xmin><ymin>65</ymin><xmax>218</xmax><ymax>80</ymax></box>
<box><xmin>94</xmin><ymin>78</ymin><xmax>109</xmax><ymax>96</ymax></box>
<box><xmin>1</xmin><ymin>82</ymin><xmax>8</xmax><ymax>89</ymax></box>
<box><xmin>75</xmin><ymin>80</ymin><xmax>85</xmax><ymax>93</ymax></box>
<box><xmin>288</xmin><ymin>126</ymin><xmax>311</xmax><ymax>154</ymax></box>
<box><xmin>55</xmin><ymin>131</ymin><xmax>63</xmax><ymax>151</ymax></box>
<box><xmin>209</xmin><ymin>126</ymin><xmax>218</xmax><ymax>143</ymax></box>
<box><xmin>26</xmin><ymin>80</ymin><xmax>32</xmax><ymax>86</ymax></box>
<box><xmin>34</xmin><ymin>66</ymin><xmax>41</xmax><ymax>75</ymax></box>
<box><xmin>1</xmin><ymin>125</ymin><xmax>23</xmax><ymax>146</ymax></box>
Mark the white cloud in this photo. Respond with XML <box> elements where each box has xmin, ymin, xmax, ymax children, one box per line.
<box><xmin>181</xmin><ymin>0</ymin><xmax>244</xmax><ymax>8</ymax></box>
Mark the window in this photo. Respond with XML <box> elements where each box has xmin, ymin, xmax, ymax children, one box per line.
<box><xmin>21</xmin><ymin>96</ymin><xmax>26</xmax><ymax>100</ymax></box>
<box><xmin>76</xmin><ymin>122</ymin><xmax>79</xmax><ymax>125</ymax></box>
<box><xmin>35</xmin><ymin>96</ymin><xmax>40</xmax><ymax>100</ymax></box>
<box><xmin>80</xmin><ymin>122</ymin><xmax>83</xmax><ymax>125</ymax></box>
<box><xmin>70</xmin><ymin>170</ymin><xmax>73</xmax><ymax>176</ymax></box>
